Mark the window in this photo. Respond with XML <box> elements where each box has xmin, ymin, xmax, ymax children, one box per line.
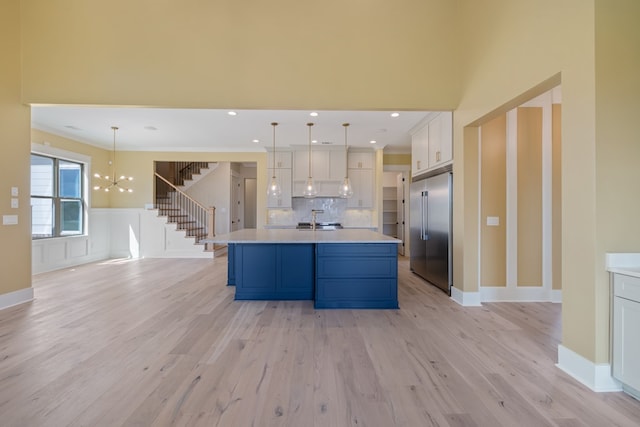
<box><xmin>31</xmin><ymin>154</ymin><xmax>85</xmax><ymax>239</ymax></box>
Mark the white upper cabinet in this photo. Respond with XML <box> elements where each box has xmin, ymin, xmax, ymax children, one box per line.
<box><xmin>293</xmin><ymin>149</ymin><xmax>330</xmax><ymax>181</ymax></box>
<box><xmin>347</xmin><ymin>169</ymin><xmax>374</xmax><ymax>208</ymax></box>
<box><xmin>428</xmin><ymin>112</ymin><xmax>453</xmax><ymax>169</ymax></box>
<box><xmin>348</xmin><ymin>151</ymin><xmax>374</xmax><ymax>169</ymax></box>
<box><xmin>411</xmin><ymin>112</ymin><xmax>453</xmax><ymax>177</ymax></box>
<box><xmin>411</xmin><ymin>124</ymin><xmax>429</xmax><ymax>177</ymax></box>
<box><xmin>329</xmin><ymin>150</ymin><xmax>347</xmax><ymax>180</ymax></box>
<box><xmin>267</xmin><ymin>150</ymin><xmax>292</xmax><ymax>169</ymax></box>
<box><xmin>266</xmin><ymin>168</ymin><xmax>292</xmax><ymax>208</ymax></box>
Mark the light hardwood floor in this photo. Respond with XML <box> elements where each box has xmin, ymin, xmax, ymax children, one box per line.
<box><xmin>1</xmin><ymin>256</ymin><xmax>639</xmax><ymax>426</ymax></box>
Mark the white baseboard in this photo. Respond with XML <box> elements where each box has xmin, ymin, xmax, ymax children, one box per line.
<box><xmin>480</xmin><ymin>286</ymin><xmax>563</xmax><ymax>303</ymax></box>
<box><xmin>0</xmin><ymin>287</ymin><xmax>34</xmax><ymax>311</ymax></box>
<box><xmin>450</xmin><ymin>286</ymin><xmax>482</xmax><ymax>306</ymax></box>
<box><xmin>556</xmin><ymin>344</ymin><xmax>622</xmax><ymax>392</ymax></box>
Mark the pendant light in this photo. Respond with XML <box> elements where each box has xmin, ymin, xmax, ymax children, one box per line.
<box><xmin>338</xmin><ymin>123</ymin><xmax>354</xmax><ymax>198</ymax></box>
<box><xmin>93</xmin><ymin>126</ymin><xmax>133</xmax><ymax>193</ymax></box>
<box><xmin>302</xmin><ymin>122</ymin><xmax>318</xmax><ymax>198</ymax></box>
<box><xmin>267</xmin><ymin>122</ymin><xmax>282</xmax><ymax>197</ymax></box>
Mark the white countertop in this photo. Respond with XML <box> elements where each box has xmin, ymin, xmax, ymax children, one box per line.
<box><xmin>606</xmin><ymin>253</ymin><xmax>640</xmax><ymax>278</ymax></box>
<box><xmin>203</xmin><ymin>228</ymin><xmax>401</xmax><ymax>244</ymax></box>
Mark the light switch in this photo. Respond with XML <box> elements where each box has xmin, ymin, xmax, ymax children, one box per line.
<box><xmin>11</xmin><ymin>187</ymin><xmax>18</xmax><ymax>197</ymax></box>
<box><xmin>3</xmin><ymin>215</ymin><xmax>18</xmax><ymax>225</ymax></box>
<box><xmin>11</xmin><ymin>198</ymin><xmax>18</xmax><ymax>208</ymax></box>
<box><xmin>486</xmin><ymin>216</ymin><xmax>500</xmax><ymax>226</ymax></box>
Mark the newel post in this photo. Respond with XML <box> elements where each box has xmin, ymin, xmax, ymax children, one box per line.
<box><xmin>206</xmin><ymin>206</ymin><xmax>216</xmax><ymax>252</ymax></box>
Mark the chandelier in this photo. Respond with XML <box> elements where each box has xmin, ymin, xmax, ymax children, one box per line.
<box><xmin>93</xmin><ymin>126</ymin><xmax>133</xmax><ymax>193</ymax></box>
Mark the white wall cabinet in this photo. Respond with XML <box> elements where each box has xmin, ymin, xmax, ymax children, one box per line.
<box><xmin>612</xmin><ymin>273</ymin><xmax>640</xmax><ymax>399</ymax></box>
<box><xmin>329</xmin><ymin>150</ymin><xmax>347</xmax><ymax>181</ymax></box>
<box><xmin>348</xmin><ymin>151</ymin><xmax>374</xmax><ymax>170</ymax></box>
<box><xmin>266</xmin><ymin>168</ymin><xmax>292</xmax><ymax>208</ymax></box>
<box><xmin>293</xmin><ymin>149</ymin><xmax>330</xmax><ymax>182</ymax></box>
<box><xmin>347</xmin><ymin>169</ymin><xmax>374</xmax><ymax>208</ymax></box>
<box><xmin>266</xmin><ymin>150</ymin><xmax>292</xmax><ymax>208</ymax></box>
<box><xmin>411</xmin><ymin>112</ymin><xmax>453</xmax><ymax>177</ymax></box>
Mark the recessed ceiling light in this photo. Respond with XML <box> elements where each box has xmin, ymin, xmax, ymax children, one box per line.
<box><xmin>312</xmin><ymin>139</ymin><xmax>318</xmax><ymax>144</ymax></box>
<box><xmin>391</xmin><ymin>112</ymin><xmax>400</xmax><ymax>118</ymax></box>
<box><xmin>227</xmin><ymin>111</ymin><xmax>237</xmax><ymax>116</ymax></box>
<box><xmin>370</xmin><ymin>140</ymin><xmax>377</xmax><ymax>144</ymax></box>
<box><xmin>310</xmin><ymin>112</ymin><xmax>318</xmax><ymax>117</ymax></box>
<box><xmin>252</xmin><ymin>139</ymin><xmax>260</xmax><ymax>143</ymax></box>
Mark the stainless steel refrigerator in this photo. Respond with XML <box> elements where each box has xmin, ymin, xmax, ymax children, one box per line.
<box><xmin>410</xmin><ymin>169</ymin><xmax>452</xmax><ymax>295</ymax></box>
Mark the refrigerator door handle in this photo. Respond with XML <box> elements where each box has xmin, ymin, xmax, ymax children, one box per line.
<box><xmin>422</xmin><ymin>191</ymin><xmax>429</xmax><ymax>240</ymax></box>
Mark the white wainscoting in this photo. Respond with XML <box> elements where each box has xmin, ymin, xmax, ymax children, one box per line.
<box><xmin>32</xmin><ymin>208</ymin><xmax>210</xmax><ymax>274</ymax></box>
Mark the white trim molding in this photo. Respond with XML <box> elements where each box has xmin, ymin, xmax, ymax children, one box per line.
<box><xmin>450</xmin><ymin>286</ymin><xmax>482</xmax><ymax>307</ymax></box>
<box><xmin>556</xmin><ymin>344</ymin><xmax>622</xmax><ymax>392</ymax></box>
<box><xmin>480</xmin><ymin>286</ymin><xmax>562</xmax><ymax>302</ymax></box>
<box><xmin>0</xmin><ymin>287</ymin><xmax>34</xmax><ymax>311</ymax></box>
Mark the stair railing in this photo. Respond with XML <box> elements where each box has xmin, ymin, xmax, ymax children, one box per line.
<box><xmin>154</xmin><ymin>173</ymin><xmax>215</xmax><ymax>246</ymax></box>
<box><xmin>175</xmin><ymin>161</ymin><xmax>211</xmax><ymax>186</ymax></box>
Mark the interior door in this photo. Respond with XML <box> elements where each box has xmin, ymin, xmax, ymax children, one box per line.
<box><xmin>231</xmin><ymin>176</ymin><xmax>242</xmax><ymax>231</ymax></box>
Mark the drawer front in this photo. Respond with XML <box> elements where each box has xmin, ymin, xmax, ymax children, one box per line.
<box><xmin>316</xmin><ymin>243</ymin><xmax>396</xmax><ymax>257</ymax></box>
<box><xmin>316</xmin><ymin>257</ymin><xmax>397</xmax><ymax>279</ymax></box>
<box><xmin>614</xmin><ymin>274</ymin><xmax>640</xmax><ymax>302</ymax></box>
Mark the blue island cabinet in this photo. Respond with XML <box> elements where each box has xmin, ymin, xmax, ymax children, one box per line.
<box><xmin>315</xmin><ymin>243</ymin><xmax>399</xmax><ymax>309</ymax></box>
<box><xmin>234</xmin><ymin>243</ymin><xmax>314</xmax><ymax>300</ymax></box>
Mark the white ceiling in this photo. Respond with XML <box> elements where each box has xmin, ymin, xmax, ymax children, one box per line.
<box><xmin>31</xmin><ymin>106</ymin><xmax>435</xmax><ymax>153</ymax></box>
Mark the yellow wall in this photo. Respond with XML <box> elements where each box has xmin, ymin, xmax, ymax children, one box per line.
<box><xmin>517</xmin><ymin>107</ymin><xmax>542</xmax><ymax>287</ymax></box>
<box><xmin>20</xmin><ymin>0</ymin><xmax>461</xmax><ymax>111</ymax></box>
<box><xmin>0</xmin><ymin>0</ymin><xmax>31</xmax><ymax>296</ymax></box>
<box><xmin>593</xmin><ymin>0</ymin><xmax>640</xmax><ymax>362</ymax></box>
<box><xmin>480</xmin><ymin>114</ymin><xmax>506</xmax><ymax>287</ymax></box>
<box><xmin>383</xmin><ymin>153</ymin><xmax>411</xmax><ymax>166</ymax></box>
<box><xmin>455</xmin><ymin>0</ymin><xmax>599</xmax><ymax>362</ymax></box>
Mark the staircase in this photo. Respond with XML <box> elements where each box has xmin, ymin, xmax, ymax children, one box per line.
<box><xmin>154</xmin><ymin>162</ymin><xmax>217</xmax><ymax>250</ymax></box>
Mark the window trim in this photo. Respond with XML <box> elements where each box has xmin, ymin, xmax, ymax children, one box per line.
<box><xmin>31</xmin><ymin>143</ymin><xmax>91</xmax><ymax>240</ymax></box>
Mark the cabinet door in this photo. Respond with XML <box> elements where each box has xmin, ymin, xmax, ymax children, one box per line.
<box><xmin>411</xmin><ymin>125</ymin><xmax>428</xmax><ymax>176</ymax></box>
<box><xmin>267</xmin><ymin>151</ymin><xmax>292</xmax><ymax>169</ymax></box>
<box><xmin>293</xmin><ymin>149</ymin><xmax>329</xmax><ymax>181</ymax></box>
<box><xmin>348</xmin><ymin>151</ymin><xmax>374</xmax><ymax>169</ymax></box>
<box><xmin>613</xmin><ymin>296</ymin><xmax>640</xmax><ymax>391</ymax></box>
<box><xmin>428</xmin><ymin>112</ymin><xmax>453</xmax><ymax>168</ymax></box>
<box><xmin>266</xmin><ymin>168</ymin><xmax>292</xmax><ymax>208</ymax></box>
<box><xmin>347</xmin><ymin>169</ymin><xmax>373</xmax><ymax>208</ymax></box>
<box><xmin>329</xmin><ymin>150</ymin><xmax>347</xmax><ymax>180</ymax></box>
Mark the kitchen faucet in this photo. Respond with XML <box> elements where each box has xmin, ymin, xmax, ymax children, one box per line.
<box><xmin>311</xmin><ymin>209</ymin><xmax>324</xmax><ymax>231</ymax></box>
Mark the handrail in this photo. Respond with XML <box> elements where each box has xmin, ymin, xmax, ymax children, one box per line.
<box><xmin>155</xmin><ymin>173</ymin><xmax>207</xmax><ymax>210</ymax></box>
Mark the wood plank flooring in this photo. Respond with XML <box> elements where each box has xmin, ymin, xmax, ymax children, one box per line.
<box><xmin>0</xmin><ymin>256</ymin><xmax>638</xmax><ymax>426</ymax></box>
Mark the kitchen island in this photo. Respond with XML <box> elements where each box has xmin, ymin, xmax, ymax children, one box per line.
<box><xmin>206</xmin><ymin>229</ymin><xmax>400</xmax><ymax>309</ymax></box>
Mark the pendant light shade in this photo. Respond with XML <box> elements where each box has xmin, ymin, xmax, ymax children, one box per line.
<box><xmin>302</xmin><ymin>122</ymin><xmax>317</xmax><ymax>198</ymax></box>
<box><xmin>267</xmin><ymin>122</ymin><xmax>282</xmax><ymax>197</ymax></box>
<box><xmin>93</xmin><ymin>126</ymin><xmax>133</xmax><ymax>193</ymax></box>
<box><xmin>338</xmin><ymin>123</ymin><xmax>354</xmax><ymax>198</ymax></box>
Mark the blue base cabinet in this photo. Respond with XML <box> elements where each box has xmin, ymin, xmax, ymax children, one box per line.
<box><xmin>227</xmin><ymin>243</ymin><xmax>235</xmax><ymax>286</ymax></box>
<box><xmin>234</xmin><ymin>243</ymin><xmax>314</xmax><ymax>300</ymax></box>
<box><xmin>315</xmin><ymin>243</ymin><xmax>399</xmax><ymax>309</ymax></box>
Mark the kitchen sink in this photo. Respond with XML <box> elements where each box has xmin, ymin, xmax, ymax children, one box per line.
<box><xmin>296</xmin><ymin>222</ymin><xmax>343</xmax><ymax>230</ymax></box>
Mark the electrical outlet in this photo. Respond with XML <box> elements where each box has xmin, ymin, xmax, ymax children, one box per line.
<box><xmin>11</xmin><ymin>198</ymin><xmax>18</xmax><ymax>208</ymax></box>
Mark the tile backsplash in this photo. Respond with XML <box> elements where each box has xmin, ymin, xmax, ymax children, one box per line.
<box><xmin>267</xmin><ymin>197</ymin><xmax>374</xmax><ymax>227</ymax></box>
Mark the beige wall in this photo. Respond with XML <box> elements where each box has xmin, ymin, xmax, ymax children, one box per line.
<box><xmin>455</xmin><ymin>0</ymin><xmax>599</xmax><ymax>362</ymax></box>
<box><xmin>594</xmin><ymin>0</ymin><xmax>640</xmax><ymax>362</ymax></box>
<box><xmin>20</xmin><ymin>0</ymin><xmax>461</xmax><ymax>111</ymax></box>
<box><xmin>0</xmin><ymin>0</ymin><xmax>31</xmax><ymax>296</ymax></box>
<box><xmin>480</xmin><ymin>114</ymin><xmax>506</xmax><ymax>287</ymax></box>
<box><xmin>383</xmin><ymin>153</ymin><xmax>411</xmax><ymax>166</ymax></box>
<box><xmin>517</xmin><ymin>107</ymin><xmax>542</xmax><ymax>287</ymax></box>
